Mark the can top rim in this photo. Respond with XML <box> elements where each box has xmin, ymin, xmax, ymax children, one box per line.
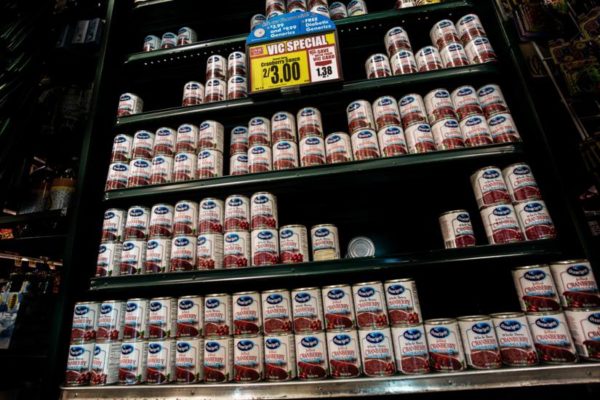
<box><xmin>150</xmin><ymin>297</ymin><xmax>175</xmax><ymax>301</ymax></box>
<box><xmin>565</xmin><ymin>307</ymin><xmax>600</xmax><ymax>312</ymax></box>
<box><xmin>233</xmin><ymin>290</ymin><xmax>259</xmax><ymax>296</ymax></box>
<box><xmin>292</xmin><ymin>287</ymin><xmax>320</xmax><ymax>291</ymax></box>
<box><xmin>326</xmin><ymin>328</ymin><xmax>357</xmax><ymax>333</ymax></box>
<box><xmin>322</xmin><ymin>284</ymin><xmax>350</xmax><ymax>289</ymax></box>
<box><xmin>353</xmin><ymin>281</ymin><xmax>382</xmax><ymax>286</ymax></box>
<box><xmin>384</xmin><ymin>278</ymin><xmax>414</xmax><ymax>284</ymax></box>
<box><xmin>311</xmin><ymin>224</ymin><xmax>336</xmax><ymax>229</ymax></box>
<box><xmin>525</xmin><ymin>311</ymin><xmax>564</xmax><ymax>316</ymax></box>
<box><xmin>205</xmin><ymin>293</ymin><xmax>229</xmax><ymax>297</ymax></box>
<box><xmin>489</xmin><ymin>312</ymin><xmax>525</xmax><ymax>318</ymax></box>
<box><xmin>204</xmin><ymin>335</ymin><xmax>233</xmax><ymax>340</ymax></box>
<box><xmin>457</xmin><ymin>315</ymin><xmax>489</xmax><ymax>322</ymax></box>
<box><xmin>179</xmin><ymin>295</ymin><xmax>202</xmax><ymax>299</ymax></box>
<box><xmin>550</xmin><ymin>259</ymin><xmax>589</xmax><ymax>265</ymax></box>
<box><xmin>262</xmin><ymin>288</ymin><xmax>288</xmax><ymax>294</ymax></box>
<box><xmin>424</xmin><ymin>318</ymin><xmax>456</xmax><ymax>324</ymax></box>
<box><xmin>513</xmin><ymin>264</ymin><xmax>548</xmax><ymax>270</ymax></box>
<box><xmin>280</xmin><ymin>224</ymin><xmax>307</xmax><ymax>229</ymax></box>
<box><xmin>126</xmin><ymin>298</ymin><xmax>148</xmax><ymax>302</ymax></box>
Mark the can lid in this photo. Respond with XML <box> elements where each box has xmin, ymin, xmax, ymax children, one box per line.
<box><xmin>261</xmin><ymin>288</ymin><xmax>288</xmax><ymax>294</ymax></box>
<box><xmin>292</xmin><ymin>287</ymin><xmax>320</xmax><ymax>291</ymax></box>
<box><xmin>347</xmin><ymin>236</ymin><xmax>375</xmax><ymax>258</ymax></box>
<box><xmin>233</xmin><ymin>290</ymin><xmax>259</xmax><ymax>296</ymax></box>
<box><xmin>280</xmin><ymin>224</ymin><xmax>307</xmax><ymax>230</ymax></box>
<box><xmin>525</xmin><ymin>311</ymin><xmax>564</xmax><ymax>317</ymax></box>
<box><xmin>352</xmin><ymin>281</ymin><xmax>382</xmax><ymax>287</ymax></box>
<box><xmin>127</xmin><ymin>298</ymin><xmax>148</xmax><ymax>302</ymax></box>
<box><xmin>263</xmin><ymin>332</ymin><xmax>294</xmax><ymax>337</ymax></box>
<box><xmin>150</xmin><ymin>297</ymin><xmax>175</xmax><ymax>301</ymax></box>
<box><xmin>205</xmin><ymin>293</ymin><xmax>230</xmax><ymax>297</ymax></box>
<box><xmin>179</xmin><ymin>295</ymin><xmax>203</xmax><ymax>299</ymax></box>
<box><xmin>565</xmin><ymin>307</ymin><xmax>600</xmax><ymax>312</ymax></box>
<box><xmin>424</xmin><ymin>318</ymin><xmax>456</xmax><ymax>325</ymax></box>
<box><xmin>357</xmin><ymin>327</ymin><xmax>390</xmax><ymax>331</ymax></box>
<box><xmin>384</xmin><ymin>278</ymin><xmax>414</xmax><ymax>284</ymax></box>
<box><xmin>390</xmin><ymin>323</ymin><xmax>423</xmax><ymax>329</ymax></box>
<box><xmin>439</xmin><ymin>209</ymin><xmax>469</xmax><ymax>217</ymax></box>
<box><xmin>204</xmin><ymin>335</ymin><xmax>233</xmax><ymax>340</ymax></box>
<box><xmin>322</xmin><ymin>283</ymin><xmax>350</xmax><ymax>289</ymax></box>
<box><xmin>75</xmin><ymin>301</ymin><xmax>100</xmax><ymax>305</ymax></box>
<box><xmin>512</xmin><ymin>264</ymin><xmax>549</xmax><ymax>271</ymax></box>
<box><xmin>311</xmin><ymin>224</ymin><xmax>336</xmax><ymax>230</ymax></box>
<box><xmin>489</xmin><ymin>311</ymin><xmax>524</xmax><ymax>319</ymax></box>
<box><xmin>326</xmin><ymin>328</ymin><xmax>357</xmax><ymax>334</ymax></box>
<box><xmin>101</xmin><ymin>300</ymin><xmax>124</xmax><ymax>304</ymax></box>
<box><xmin>234</xmin><ymin>334</ymin><xmax>261</xmax><ymax>339</ymax></box>
<box><xmin>457</xmin><ymin>315</ymin><xmax>489</xmax><ymax>322</ymax></box>
<box><xmin>550</xmin><ymin>259</ymin><xmax>589</xmax><ymax>265</ymax></box>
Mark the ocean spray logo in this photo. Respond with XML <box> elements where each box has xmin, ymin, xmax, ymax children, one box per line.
<box><xmin>403</xmin><ymin>329</ymin><xmax>422</xmax><ymax>341</ymax></box>
<box><xmin>499</xmin><ymin>320</ymin><xmax>521</xmax><ymax>332</ymax></box>
<box><xmin>357</xmin><ymin>287</ymin><xmax>375</xmax><ymax>298</ymax></box>
<box><xmin>237</xmin><ymin>340</ymin><xmax>254</xmax><ymax>351</ymax></box>
<box><xmin>225</xmin><ymin>233</ymin><xmax>240</xmax><ymax>243</ymax></box>
<box><xmin>265</xmin><ymin>338</ymin><xmax>281</xmax><ymax>350</ymax></box>
<box><xmin>257</xmin><ymin>231</ymin><xmax>274</xmax><ymax>240</ymax></box>
<box><xmin>524</xmin><ymin>270</ymin><xmax>546</xmax><ymax>281</ymax></box>
<box><xmin>100</xmin><ymin>304</ymin><xmax>113</xmax><ymax>314</ymax></box>
<box><xmin>524</xmin><ymin>202</ymin><xmax>543</xmax><ymax>213</ymax></box>
<box><xmin>327</xmin><ymin>289</ymin><xmax>345</xmax><ymax>300</ymax></box>
<box><xmin>386</xmin><ymin>285</ymin><xmax>405</xmax><ymax>296</ymax></box>
<box><xmin>567</xmin><ymin>264</ymin><xmax>590</xmax><ymax>277</ymax></box>
<box><xmin>280</xmin><ymin>229</ymin><xmax>293</xmax><ymax>239</ymax></box>
<box><xmin>126</xmin><ymin>302</ymin><xmax>138</xmax><ymax>312</ymax></box>
<box><xmin>178</xmin><ymin>299</ymin><xmax>194</xmax><ymax>310</ymax></box>
<box><xmin>266</xmin><ymin>294</ymin><xmax>283</xmax><ymax>305</ymax></box>
<box><xmin>314</xmin><ymin>228</ymin><xmax>330</xmax><ymax>237</ymax></box>
<box><xmin>430</xmin><ymin>326</ymin><xmax>450</xmax><ymax>339</ymax></box>
<box><xmin>74</xmin><ymin>305</ymin><xmax>90</xmax><ymax>316</ymax></box>
<box><xmin>535</xmin><ymin>317</ymin><xmax>559</xmax><ymax>329</ymax></box>
<box><xmin>457</xmin><ymin>213</ymin><xmax>470</xmax><ymax>223</ymax></box>
<box><xmin>236</xmin><ymin>296</ymin><xmax>254</xmax><ymax>307</ymax></box>
<box><xmin>366</xmin><ymin>332</ymin><xmax>385</xmax><ymax>344</ymax></box>
<box><xmin>121</xmin><ymin>344</ymin><xmax>134</xmax><ymax>355</ymax></box>
<box><xmin>294</xmin><ymin>292</ymin><xmax>311</xmax><ymax>303</ymax></box>
<box><xmin>206</xmin><ymin>298</ymin><xmax>220</xmax><ymax>309</ymax></box>
<box><xmin>153</xmin><ymin>206</ymin><xmax>170</xmax><ymax>215</ymax></box>
<box><xmin>70</xmin><ymin>347</ymin><xmax>85</xmax><ymax>357</ymax></box>
<box><xmin>472</xmin><ymin>322</ymin><xmax>492</xmax><ymax>335</ymax></box>
<box><xmin>129</xmin><ymin>208</ymin><xmax>144</xmax><ymax>217</ymax></box>
<box><xmin>175</xmin><ymin>237</ymin><xmax>190</xmax><ymax>247</ymax></box>
<box><xmin>177</xmin><ymin>342</ymin><xmax>191</xmax><ymax>353</ymax></box>
<box><xmin>205</xmin><ymin>342</ymin><xmax>220</xmax><ymax>352</ymax></box>
<box><xmin>333</xmin><ymin>334</ymin><xmax>351</xmax><ymax>346</ymax></box>
<box><xmin>301</xmin><ymin>336</ymin><xmax>319</xmax><ymax>348</ymax></box>
<box><xmin>492</xmin><ymin>206</ymin><xmax>512</xmax><ymax>217</ymax></box>
<box><xmin>149</xmin><ymin>301</ymin><xmax>162</xmax><ymax>312</ymax></box>
<box><xmin>149</xmin><ymin>342</ymin><xmax>162</xmax><ymax>354</ymax></box>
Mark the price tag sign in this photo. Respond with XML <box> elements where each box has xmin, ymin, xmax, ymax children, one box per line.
<box><xmin>247</xmin><ymin>12</ymin><xmax>343</xmax><ymax>94</ymax></box>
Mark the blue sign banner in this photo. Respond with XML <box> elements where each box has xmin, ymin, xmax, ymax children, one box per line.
<box><xmin>247</xmin><ymin>11</ymin><xmax>336</xmax><ymax>45</ymax></box>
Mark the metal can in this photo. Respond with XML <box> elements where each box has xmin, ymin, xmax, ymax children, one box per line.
<box><xmin>96</xmin><ymin>242</ymin><xmax>122</xmax><ymax>277</ymax></box>
<box><xmin>124</xmin><ymin>299</ymin><xmax>148</xmax><ymax>340</ymax></box>
<box><xmin>385</xmin><ymin>27</ymin><xmax>412</xmax><ymax>58</ymax></box>
<box><xmin>432</xmin><ymin>119</ymin><xmax>465</xmax><ymax>150</ymax></box>
<box><xmin>111</xmin><ymin>134</ymin><xmax>133</xmax><ymax>163</ymax></box>
<box><xmin>325</xmin><ymin>132</ymin><xmax>353</xmax><ymax>164</ymax></box>
<box><xmin>71</xmin><ymin>302</ymin><xmax>99</xmax><ymax>343</ymax></box>
<box><xmin>267</xmin><ymin>0</ymin><xmax>286</xmax><ymax>16</ymax></box>
<box><xmin>197</xmin><ymin>149</ymin><xmax>223</xmax><ymax>178</ymax></box>
<box><xmin>198</xmin><ymin>198</ymin><xmax>224</xmax><ymax>234</ymax></box>
<box><xmin>125</xmin><ymin>205</ymin><xmax>150</xmax><ymax>239</ymax></box>
<box><xmin>490</xmin><ymin>312</ymin><xmax>538</xmax><ymax>367</ymax></box>
<box><xmin>120</xmin><ymin>239</ymin><xmax>147</xmax><ymax>275</ymax></box>
<box><xmin>132</xmin><ymin>130</ymin><xmax>154</xmax><ymax>160</ymax></box>
<box><xmin>299</xmin><ymin>136</ymin><xmax>326</xmax><ymax>166</ymax></box>
<box><xmin>224</xmin><ymin>195</ymin><xmax>250</xmax><ymax>232</ymax></box>
<box><xmin>322</xmin><ymin>285</ymin><xmax>356</xmax><ymax>330</ymax></box>
<box><xmin>480</xmin><ymin>203</ymin><xmax>525</xmax><ymax>244</ymax></box>
<box><xmin>292</xmin><ymin>287</ymin><xmax>324</xmax><ymax>332</ymax></box>
<box><xmin>228</xmin><ymin>51</ymin><xmax>246</xmax><ymax>77</ymax></box>
<box><xmin>502</xmin><ymin>163</ymin><xmax>541</xmax><ymax>202</ymax></box>
<box><xmin>478</xmin><ymin>84</ymin><xmax>509</xmax><ymax>117</ymax></box>
<box><xmin>457</xmin><ymin>315</ymin><xmax>502</xmax><ymax>369</ymax></box>
<box><xmin>365</xmin><ymin>53</ymin><xmax>391</xmax><ymax>79</ymax></box>
<box><xmin>351</xmin><ymin>129</ymin><xmax>380</xmax><ymax>160</ymax></box>
<box><xmin>170</xmin><ymin>235</ymin><xmax>197</xmax><ymax>271</ymax></box>
<box><xmin>249</xmin><ymin>116</ymin><xmax>271</xmax><ymax>147</ymax></box>
<box><xmin>273</xmin><ymin>140</ymin><xmax>299</xmax><ymax>170</ymax></box>
<box><xmin>233</xmin><ymin>291</ymin><xmax>262</xmax><ymax>335</ymax></box>
<box><xmin>97</xmin><ymin>301</ymin><xmax>125</xmax><ymax>342</ymax></box>
<box><xmin>440</xmin><ymin>42</ymin><xmax>469</xmax><ymax>68</ymax></box>
<box><xmin>102</xmin><ymin>208</ymin><xmax>126</xmax><ymax>242</ymax></box>
<box><xmin>425</xmin><ymin>88</ymin><xmax>456</xmax><ymax>124</ymax></box>
<box><xmin>174</xmin><ymin>200</ymin><xmax>198</xmax><ymax>236</ymax></box>
<box><xmin>251</xmin><ymin>228</ymin><xmax>280</xmax><ymax>266</ymax></box>
<box><xmin>309</xmin><ymin>5</ymin><xmax>329</xmax><ymax>17</ymax></box>
<box><xmin>204</xmin><ymin>78</ymin><xmax>226</xmax><ymax>103</ymax></box>
<box><xmin>182</xmin><ymin>81</ymin><xmax>204</xmax><ymax>107</ymax></box>
<box><xmin>404</xmin><ymin>123</ymin><xmax>436</xmax><ymax>154</ymax></box>
<box><xmin>143</xmin><ymin>35</ymin><xmax>160</xmax><ymax>52</ymax></box>
<box><xmin>148</xmin><ymin>203</ymin><xmax>174</xmax><ymax>238</ymax></box>
<box><xmin>297</xmin><ymin>107</ymin><xmax>323</xmax><ymax>139</ymax></box>
<box><xmin>146</xmin><ymin>340</ymin><xmax>176</xmax><ymax>384</ymax></box>
<box><xmin>65</xmin><ymin>343</ymin><xmax>94</xmax><ymax>386</ymax></box>
<box><xmin>231</xmin><ymin>126</ymin><xmax>249</xmax><ymax>152</ymax></box>
<box><xmin>279</xmin><ymin>225</ymin><xmax>309</xmax><ymax>264</ymax></box>
<box><xmin>308</xmin><ymin>0</ymin><xmax>327</xmax><ymax>7</ymax></box>
<box><xmin>248</xmin><ymin>145</ymin><xmax>272</xmax><ymax>174</ymax></box>
<box><xmin>513</xmin><ymin>265</ymin><xmax>561</xmax><ymax>312</ymax></box>
<box><xmin>197</xmin><ymin>233</ymin><xmax>224</xmax><ymax>270</ymax></box>
<box><xmin>327</xmin><ymin>329</ymin><xmax>362</xmax><ymax>378</ymax></box>
<box><xmin>310</xmin><ymin>224</ymin><xmax>340</xmax><ymax>261</ymax></box>
<box><xmin>90</xmin><ymin>341</ymin><xmax>121</xmax><ymax>385</ymax></box>
<box><xmin>359</xmin><ymin>328</ymin><xmax>396</xmax><ymax>376</ymax></box>
<box><xmin>227</xmin><ymin>76</ymin><xmax>247</xmax><ymax>100</ymax></box>
<box><xmin>204</xmin><ymin>294</ymin><xmax>233</xmax><ymax>337</ymax></box>
<box><xmin>452</xmin><ymin>85</ymin><xmax>483</xmax><ymax>121</ymax></box>
<box><xmin>353</xmin><ymin>282</ymin><xmax>388</xmax><ymax>328</ymax></box>
<box><xmin>373</xmin><ymin>96</ymin><xmax>401</xmax><ymax>131</ymax></box>
<box><xmin>127</xmin><ymin>159</ymin><xmax>151</xmax><ymax>188</ymax></box>
<box><xmin>204</xmin><ymin>337</ymin><xmax>234</xmax><ymax>383</ymax></box>
<box><xmin>224</xmin><ymin>231</ymin><xmax>251</xmax><ymax>268</ymax></box>
<box><xmin>118</xmin><ymin>341</ymin><xmax>148</xmax><ymax>385</ymax></box>
<box><xmin>430</xmin><ymin>19</ymin><xmax>459</xmax><ymax>49</ymax></box>
<box><xmin>565</xmin><ymin>308</ymin><xmax>600</xmax><ymax>361</ymax></box>
<box><xmin>251</xmin><ymin>192</ymin><xmax>278</xmax><ymax>229</ymax></box>
<box><xmin>347</xmin><ymin>236</ymin><xmax>375</xmax><ymax>258</ymax></box>
<box><xmin>488</xmin><ymin>113</ymin><xmax>521</xmax><ymax>143</ymax></box>
<box><xmin>415</xmin><ymin>46</ymin><xmax>442</xmax><ymax>72</ymax></box>
<box><xmin>347</xmin><ymin>0</ymin><xmax>367</xmax><ymax>15</ymax></box>
<box><xmin>145</xmin><ymin>238</ymin><xmax>171</xmax><ymax>274</ymax></box>
<box><xmin>527</xmin><ymin>312</ymin><xmax>578</xmax><ymax>363</ymax></box>
<box><xmin>230</xmin><ymin>153</ymin><xmax>249</xmax><ymax>176</ymax></box>
<box><xmin>250</xmin><ymin>14</ymin><xmax>266</xmax><ymax>30</ymax></box>
<box><xmin>391</xmin><ymin>49</ymin><xmax>417</xmax><ymax>75</ymax></box>
<box><xmin>439</xmin><ymin>209</ymin><xmax>476</xmax><ymax>249</ymax></box>
<box><xmin>148</xmin><ymin>297</ymin><xmax>177</xmax><ymax>339</ymax></box>
<box><xmin>206</xmin><ymin>54</ymin><xmax>227</xmax><ymax>81</ymax></box>
<box><xmin>461</xmin><ymin>115</ymin><xmax>492</xmax><ymax>144</ymax></box>
<box><xmin>399</xmin><ymin>93</ymin><xmax>427</xmax><ymax>128</ymax></box>
<box><xmin>160</xmin><ymin>32</ymin><xmax>177</xmax><ymax>49</ymax></box>
<box><xmin>514</xmin><ymin>200</ymin><xmax>557</xmax><ymax>241</ymax></box>
<box><xmin>329</xmin><ymin>2</ymin><xmax>347</xmax><ymax>20</ymax></box>
<box><xmin>550</xmin><ymin>260</ymin><xmax>600</xmax><ymax>308</ymax></box>
<box><xmin>347</xmin><ymin>100</ymin><xmax>375</xmax><ymax>133</ymax></box>
<box><xmin>287</xmin><ymin>0</ymin><xmax>307</xmax><ymax>12</ymax></box>
<box><xmin>457</xmin><ymin>14</ymin><xmax>486</xmax><ymax>43</ymax></box>
<box><xmin>395</xmin><ymin>0</ymin><xmax>416</xmax><ymax>8</ymax></box>
<box><xmin>295</xmin><ymin>332</ymin><xmax>328</xmax><ymax>380</ymax></box>
<box><xmin>465</xmin><ymin>36</ymin><xmax>497</xmax><ymax>64</ymax></box>
<box><xmin>176</xmin><ymin>296</ymin><xmax>203</xmax><ymax>338</ymax></box>
<box><xmin>377</xmin><ymin>126</ymin><xmax>408</xmax><ymax>157</ymax></box>
<box><xmin>424</xmin><ymin>318</ymin><xmax>466</xmax><ymax>372</ymax></box>
<box><xmin>471</xmin><ymin>166</ymin><xmax>511</xmax><ymax>209</ymax></box>
<box><xmin>263</xmin><ymin>290</ymin><xmax>293</xmax><ymax>334</ymax></box>
<box><xmin>384</xmin><ymin>278</ymin><xmax>421</xmax><ymax>326</ymax></box>
<box><xmin>198</xmin><ymin>120</ymin><xmax>224</xmax><ymax>152</ymax></box>
<box><xmin>271</xmin><ymin>111</ymin><xmax>297</xmax><ymax>143</ymax></box>
<box><xmin>150</xmin><ymin>155</ymin><xmax>173</xmax><ymax>185</ymax></box>
<box><xmin>264</xmin><ymin>334</ymin><xmax>296</xmax><ymax>381</ymax></box>
<box><xmin>176</xmin><ymin>338</ymin><xmax>204</xmax><ymax>383</ymax></box>
<box><xmin>233</xmin><ymin>336</ymin><xmax>264</xmax><ymax>382</ymax></box>
<box><xmin>391</xmin><ymin>325</ymin><xmax>430</xmax><ymax>374</ymax></box>
<box><xmin>117</xmin><ymin>93</ymin><xmax>143</xmax><ymax>117</ymax></box>
<box><xmin>154</xmin><ymin>127</ymin><xmax>176</xmax><ymax>156</ymax></box>
<box><xmin>177</xmin><ymin>26</ymin><xmax>197</xmax><ymax>45</ymax></box>
<box><xmin>176</xmin><ymin>124</ymin><xmax>198</xmax><ymax>153</ymax></box>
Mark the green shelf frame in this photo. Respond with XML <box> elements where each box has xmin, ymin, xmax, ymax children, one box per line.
<box><xmin>89</xmin><ymin>240</ymin><xmax>559</xmax><ymax>292</ymax></box>
<box><xmin>0</xmin><ymin>209</ymin><xmax>67</xmax><ymax>226</ymax></box>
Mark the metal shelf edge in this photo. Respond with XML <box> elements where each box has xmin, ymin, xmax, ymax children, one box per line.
<box><xmin>60</xmin><ymin>364</ymin><xmax>600</xmax><ymax>399</ymax></box>
<box><xmin>0</xmin><ymin>209</ymin><xmax>68</xmax><ymax>226</ymax></box>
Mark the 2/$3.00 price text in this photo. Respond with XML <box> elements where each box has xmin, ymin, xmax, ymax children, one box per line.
<box><xmin>262</xmin><ymin>62</ymin><xmax>302</xmax><ymax>84</ymax></box>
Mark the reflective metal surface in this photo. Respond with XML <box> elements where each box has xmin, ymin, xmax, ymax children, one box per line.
<box><xmin>61</xmin><ymin>364</ymin><xmax>600</xmax><ymax>399</ymax></box>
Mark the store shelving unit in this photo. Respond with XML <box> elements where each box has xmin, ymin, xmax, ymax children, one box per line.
<box><xmin>54</xmin><ymin>0</ymin><xmax>600</xmax><ymax>398</ymax></box>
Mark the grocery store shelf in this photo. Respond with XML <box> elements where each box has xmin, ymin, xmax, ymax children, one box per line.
<box><xmin>89</xmin><ymin>239</ymin><xmax>558</xmax><ymax>292</ymax></box>
<box><xmin>0</xmin><ymin>209</ymin><xmax>68</xmax><ymax>226</ymax></box>
<box><xmin>59</xmin><ymin>363</ymin><xmax>600</xmax><ymax>400</ymax></box>
<box><xmin>0</xmin><ymin>235</ymin><xmax>67</xmax><ymax>255</ymax></box>
<box><xmin>116</xmin><ymin>63</ymin><xmax>497</xmax><ymax>128</ymax></box>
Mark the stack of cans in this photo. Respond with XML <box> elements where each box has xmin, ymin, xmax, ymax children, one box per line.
<box><xmin>229</xmin><ymin>126</ymin><xmax>249</xmax><ymax>175</ymax></box>
<box><xmin>272</xmin><ymin>111</ymin><xmax>298</xmax><ymax>170</ymax></box>
<box><xmin>346</xmin><ymin>100</ymin><xmax>382</xmax><ymax>160</ymax></box>
<box><xmin>143</xmin><ymin>26</ymin><xmax>197</xmax><ymax>52</ymax></box>
<box><xmin>248</xmin><ymin>116</ymin><xmax>273</xmax><ymax>173</ymax></box>
<box><xmin>384</xmin><ymin>26</ymin><xmax>417</xmax><ymax>76</ymax></box>
<box><xmin>429</xmin><ymin>18</ymin><xmax>469</xmax><ymax>68</ymax></box>
<box><xmin>227</xmin><ymin>51</ymin><xmax>248</xmax><ymax>101</ymax></box>
<box><xmin>297</xmin><ymin>107</ymin><xmax>325</xmax><ymax>167</ymax></box>
<box><xmin>456</xmin><ymin>14</ymin><xmax>496</xmax><ymax>64</ymax></box>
